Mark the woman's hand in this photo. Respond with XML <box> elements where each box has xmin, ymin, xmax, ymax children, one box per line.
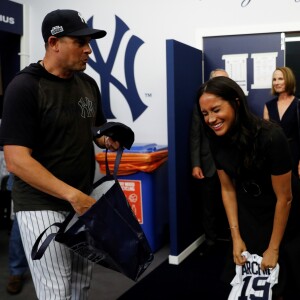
<box><xmin>260</xmin><ymin>248</ymin><xmax>279</xmax><ymax>271</ymax></box>
<box><xmin>232</xmin><ymin>238</ymin><xmax>247</xmax><ymax>265</ymax></box>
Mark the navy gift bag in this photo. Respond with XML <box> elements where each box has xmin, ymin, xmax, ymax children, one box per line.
<box><xmin>31</xmin><ymin>148</ymin><xmax>154</xmax><ymax>281</ymax></box>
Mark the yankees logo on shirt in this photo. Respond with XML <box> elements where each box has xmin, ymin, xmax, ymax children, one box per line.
<box><xmin>228</xmin><ymin>251</ymin><xmax>279</xmax><ymax>300</ymax></box>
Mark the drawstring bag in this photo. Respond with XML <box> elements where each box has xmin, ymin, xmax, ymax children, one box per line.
<box><xmin>31</xmin><ymin>148</ymin><xmax>154</xmax><ymax>281</ymax></box>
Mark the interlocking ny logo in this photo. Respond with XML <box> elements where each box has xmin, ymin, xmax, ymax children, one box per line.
<box><xmin>78</xmin><ymin>97</ymin><xmax>95</xmax><ymax>118</ymax></box>
<box><xmin>87</xmin><ymin>15</ymin><xmax>148</xmax><ymax>121</ymax></box>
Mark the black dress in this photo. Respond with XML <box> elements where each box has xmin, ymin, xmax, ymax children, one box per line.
<box><xmin>211</xmin><ymin>125</ymin><xmax>300</xmax><ymax>298</ymax></box>
<box><xmin>266</xmin><ymin>97</ymin><xmax>300</xmax><ymax>176</ymax></box>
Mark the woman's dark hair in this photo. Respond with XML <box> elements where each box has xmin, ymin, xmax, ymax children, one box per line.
<box><xmin>197</xmin><ymin>76</ymin><xmax>272</xmax><ymax>170</ymax></box>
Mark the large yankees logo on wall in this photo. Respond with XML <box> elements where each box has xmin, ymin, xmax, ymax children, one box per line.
<box><xmin>87</xmin><ymin>16</ymin><xmax>148</xmax><ymax>121</ymax></box>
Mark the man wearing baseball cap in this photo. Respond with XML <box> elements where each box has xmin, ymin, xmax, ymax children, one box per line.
<box><xmin>0</xmin><ymin>9</ymin><xmax>120</xmax><ymax>299</ymax></box>
<box><xmin>42</xmin><ymin>9</ymin><xmax>107</xmax><ymax>42</ymax></box>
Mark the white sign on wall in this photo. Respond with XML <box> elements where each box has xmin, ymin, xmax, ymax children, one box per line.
<box><xmin>251</xmin><ymin>52</ymin><xmax>278</xmax><ymax>89</ymax></box>
<box><xmin>222</xmin><ymin>53</ymin><xmax>249</xmax><ymax>95</ymax></box>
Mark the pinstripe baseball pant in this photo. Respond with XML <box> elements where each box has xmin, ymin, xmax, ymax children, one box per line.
<box><xmin>17</xmin><ymin>211</ymin><xmax>94</xmax><ymax>300</ymax></box>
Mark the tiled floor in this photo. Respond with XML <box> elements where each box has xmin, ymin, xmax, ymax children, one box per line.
<box><xmin>0</xmin><ymin>227</ymin><xmax>169</xmax><ymax>300</ymax></box>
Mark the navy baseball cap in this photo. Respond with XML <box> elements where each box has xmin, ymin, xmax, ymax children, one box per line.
<box><xmin>42</xmin><ymin>9</ymin><xmax>107</xmax><ymax>42</ymax></box>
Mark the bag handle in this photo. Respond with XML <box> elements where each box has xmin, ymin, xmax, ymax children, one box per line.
<box><xmin>31</xmin><ymin>212</ymin><xmax>80</xmax><ymax>260</ymax></box>
<box><xmin>31</xmin><ymin>222</ymin><xmax>62</xmax><ymax>260</ymax></box>
<box><xmin>105</xmin><ymin>147</ymin><xmax>124</xmax><ymax>177</ymax></box>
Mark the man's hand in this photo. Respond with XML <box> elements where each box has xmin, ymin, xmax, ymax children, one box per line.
<box><xmin>104</xmin><ymin>136</ymin><xmax>120</xmax><ymax>152</ymax></box>
<box><xmin>192</xmin><ymin>166</ymin><xmax>205</xmax><ymax>179</ymax></box>
<box><xmin>69</xmin><ymin>191</ymin><xmax>97</xmax><ymax>215</ymax></box>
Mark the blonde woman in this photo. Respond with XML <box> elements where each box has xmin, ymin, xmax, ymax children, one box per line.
<box><xmin>263</xmin><ymin>67</ymin><xmax>300</xmax><ymax>178</ymax></box>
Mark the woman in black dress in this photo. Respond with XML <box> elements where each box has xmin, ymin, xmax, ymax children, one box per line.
<box><xmin>263</xmin><ymin>67</ymin><xmax>300</xmax><ymax>177</ymax></box>
<box><xmin>197</xmin><ymin>76</ymin><xmax>300</xmax><ymax>299</ymax></box>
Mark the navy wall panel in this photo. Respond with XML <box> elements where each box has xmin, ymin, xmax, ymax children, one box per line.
<box><xmin>166</xmin><ymin>40</ymin><xmax>202</xmax><ymax>256</ymax></box>
<box><xmin>203</xmin><ymin>33</ymin><xmax>284</xmax><ymax>117</ymax></box>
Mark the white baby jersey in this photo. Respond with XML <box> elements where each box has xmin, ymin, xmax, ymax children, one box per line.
<box><xmin>228</xmin><ymin>251</ymin><xmax>279</xmax><ymax>300</ymax></box>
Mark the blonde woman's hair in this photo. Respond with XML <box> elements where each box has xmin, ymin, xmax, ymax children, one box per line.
<box><xmin>271</xmin><ymin>66</ymin><xmax>296</xmax><ymax>96</ymax></box>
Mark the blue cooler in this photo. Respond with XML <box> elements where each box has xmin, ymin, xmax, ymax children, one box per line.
<box><xmin>118</xmin><ymin>143</ymin><xmax>169</xmax><ymax>252</ymax></box>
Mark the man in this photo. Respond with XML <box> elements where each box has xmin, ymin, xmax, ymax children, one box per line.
<box><xmin>0</xmin><ymin>9</ymin><xmax>119</xmax><ymax>299</ymax></box>
<box><xmin>209</xmin><ymin>68</ymin><xmax>229</xmax><ymax>79</ymax></box>
<box><xmin>190</xmin><ymin>68</ymin><xmax>228</xmax><ymax>256</ymax></box>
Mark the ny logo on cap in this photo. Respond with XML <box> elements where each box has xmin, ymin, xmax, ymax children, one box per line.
<box><xmin>78</xmin><ymin>12</ymin><xmax>86</xmax><ymax>24</ymax></box>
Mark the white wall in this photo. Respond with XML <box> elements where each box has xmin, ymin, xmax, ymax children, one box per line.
<box><xmin>10</xmin><ymin>0</ymin><xmax>300</xmax><ymax>146</ymax></box>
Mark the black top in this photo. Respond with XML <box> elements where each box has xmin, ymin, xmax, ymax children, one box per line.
<box><xmin>212</xmin><ymin>124</ymin><xmax>300</xmax><ymax>291</ymax></box>
<box><xmin>266</xmin><ymin>97</ymin><xmax>300</xmax><ymax>175</ymax></box>
<box><xmin>0</xmin><ymin>63</ymin><xmax>106</xmax><ymax>212</ymax></box>
<box><xmin>211</xmin><ymin>125</ymin><xmax>298</xmax><ymax>254</ymax></box>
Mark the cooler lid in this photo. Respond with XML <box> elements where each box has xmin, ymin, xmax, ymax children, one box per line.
<box><xmin>123</xmin><ymin>143</ymin><xmax>167</xmax><ymax>153</ymax></box>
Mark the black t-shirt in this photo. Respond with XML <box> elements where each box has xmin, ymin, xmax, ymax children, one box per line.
<box><xmin>0</xmin><ymin>63</ymin><xmax>106</xmax><ymax>212</ymax></box>
<box><xmin>211</xmin><ymin>125</ymin><xmax>299</xmax><ymax>253</ymax></box>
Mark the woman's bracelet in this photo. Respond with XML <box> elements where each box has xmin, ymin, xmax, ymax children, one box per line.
<box><xmin>229</xmin><ymin>225</ymin><xmax>239</xmax><ymax>230</ymax></box>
